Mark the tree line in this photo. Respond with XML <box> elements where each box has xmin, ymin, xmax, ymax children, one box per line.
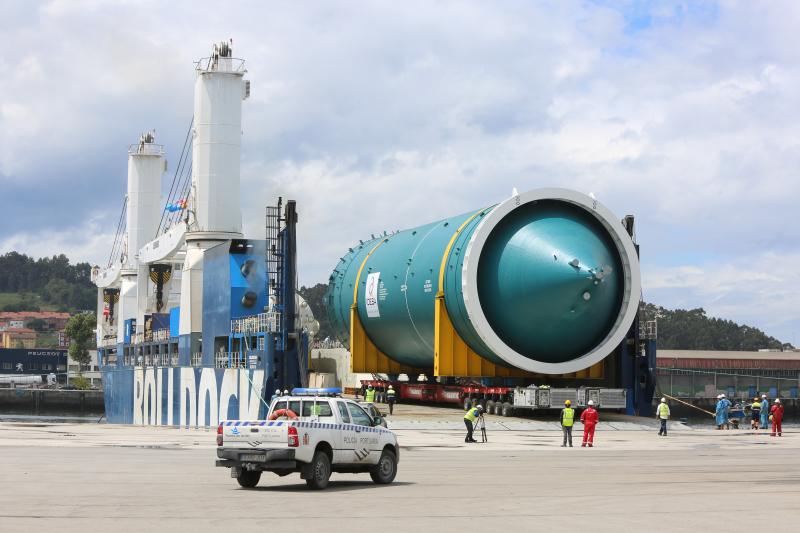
<box><xmin>0</xmin><ymin>252</ymin><xmax>96</xmax><ymax>312</ymax></box>
<box><xmin>639</xmin><ymin>302</ymin><xmax>792</xmax><ymax>351</ymax></box>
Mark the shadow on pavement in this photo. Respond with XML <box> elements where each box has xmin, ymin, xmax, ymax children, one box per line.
<box><xmin>246</xmin><ymin>480</ymin><xmax>415</xmax><ymax>493</ymax></box>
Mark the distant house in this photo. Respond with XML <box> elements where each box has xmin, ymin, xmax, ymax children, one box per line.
<box><xmin>0</xmin><ymin>328</ymin><xmax>38</xmax><ymax>349</ymax></box>
<box><xmin>0</xmin><ymin>312</ymin><xmax>71</xmax><ymax>331</ymax></box>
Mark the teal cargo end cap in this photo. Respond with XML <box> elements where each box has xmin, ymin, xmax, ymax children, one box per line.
<box><xmin>476</xmin><ymin>200</ymin><xmax>623</xmax><ymax>364</ymax></box>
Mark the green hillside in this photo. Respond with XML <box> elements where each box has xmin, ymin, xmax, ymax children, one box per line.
<box><xmin>639</xmin><ymin>303</ymin><xmax>792</xmax><ymax>351</ymax></box>
<box><xmin>0</xmin><ymin>252</ymin><xmax>95</xmax><ymax>313</ymax></box>
<box><xmin>0</xmin><ymin>291</ymin><xmax>63</xmax><ymax>313</ymax></box>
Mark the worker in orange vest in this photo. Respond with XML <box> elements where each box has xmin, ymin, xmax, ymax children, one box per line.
<box><xmin>580</xmin><ymin>400</ymin><xmax>599</xmax><ymax>447</ymax></box>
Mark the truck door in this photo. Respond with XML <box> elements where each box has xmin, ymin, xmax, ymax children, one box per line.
<box><xmin>334</xmin><ymin>401</ymin><xmax>352</xmax><ymax>463</ymax></box>
<box><xmin>346</xmin><ymin>402</ymin><xmax>378</xmax><ymax>464</ymax></box>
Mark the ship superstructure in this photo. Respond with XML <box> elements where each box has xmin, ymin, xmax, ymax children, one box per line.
<box><xmin>93</xmin><ymin>42</ymin><xmax>314</xmax><ymax>426</ymax></box>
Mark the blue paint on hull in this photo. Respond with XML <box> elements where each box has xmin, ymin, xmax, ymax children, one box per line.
<box><xmin>101</xmin><ymin>366</ymin><xmax>269</xmax><ymax>426</ymax></box>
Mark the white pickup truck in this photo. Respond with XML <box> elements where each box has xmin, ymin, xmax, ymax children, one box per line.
<box><xmin>215</xmin><ymin>389</ymin><xmax>399</xmax><ymax>490</ymax></box>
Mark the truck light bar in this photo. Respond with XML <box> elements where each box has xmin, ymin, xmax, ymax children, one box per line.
<box><xmin>291</xmin><ymin>387</ymin><xmax>342</xmax><ymax>397</ymax></box>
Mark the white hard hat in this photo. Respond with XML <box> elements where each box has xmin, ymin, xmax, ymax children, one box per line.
<box><xmin>283</xmin><ymin>389</ymin><xmax>289</xmax><ymax>395</ymax></box>
<box><xmin>775</xmin><ymin>398</ymin><xmax>781</xmax><ymax>404</ymax></box>
<box><xmin>587</xmin><ymin>400</ymin><xmax>594</xmax><ymax>406</ymax></box>
<box><xmin>661</xmin><ymin>398</ymin><xmax>666</xmax><ymax>403</ymax></box>
<box><xmin>720</xmin><ymin>393</ymin><xmax>726</xmax><ymax>398</ymax></box>
<box><xmin>275</xmin><ymin>389</ymin><xmax>281</xmax><ymax>394</ymax></box>
<box><xmin>762</xmin><ymin>394</ymin><xmax>767</xmax><ymax>398</ymax></box>
<box><xmin>388</xmin><ymin>385</ymin><xmax>393</xmax><ymax>389</ymax></box>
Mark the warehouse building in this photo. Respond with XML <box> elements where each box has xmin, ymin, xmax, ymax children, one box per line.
<box><xmin>657</xmin><ymin>349</ymin><xmax>800</xmax><ymax>399</ymax></box>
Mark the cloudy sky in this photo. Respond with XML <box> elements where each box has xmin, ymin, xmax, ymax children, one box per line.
<box><xmin>0</xmin><ymin>1</ymin><xmax>798</xmax><ymax>344</ymax></box>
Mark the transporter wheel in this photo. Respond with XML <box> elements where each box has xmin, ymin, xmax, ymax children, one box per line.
<box><xmin>370</xmin><ymin>449</ymin><xmax>398</xmax><ymax>485</ymax></box>
<box><xmin>306</xmin><ymin>451</ymin><xmax>331</xmax><ymax>490</ymax></box>
<box><xmin>501</xmin><ymin>402</ymin><xmax>514</xmax><ymax>417</ymax></box>
<box><xmin>493</xmin><ymin>403</ymin><xmax>502</xmax><ymax>415</ymax></box>
<box><xmin>486</xmin><ymin>400</ymin><xmax>496</xmax><ymax>414</ymax></box>
<box><xmin>236</xmin><ymin>469</ymin><xmax>261</xmax><ymax>488</ymax></box>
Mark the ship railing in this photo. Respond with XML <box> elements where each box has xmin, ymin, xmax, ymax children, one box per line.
<box><xmin>101</xmin><ymin>337</ymin><xmax>117</xmax><ymax>348</ymax></box>
<box><xmin>132</xmin><ymin>332</ymin><xmax>145</xmax><ymax>345</ymax></box>
<box><xmin>152</xmin><ymin>329</ymin><xmax>170</xmax><ymax>342</ymax></box>
<box><xmin>195</xmin><ymin>56</ymin><xmax>246</xmax><ymax>73</ymax></box>
<box><xmin>170</xmin><ymin>354</ymin><xmax>179</xmax><ymax>366</ymax></box>
<box><xmin>215</xmin><ymin>351</ymin><xmax>247</xmax><ymax>369</ymax></box>
<box><xmin>231</xmin><ymin>312</ymin><xmax>280</xmax><ymax>335</ymax></box>
<box><xmin>128</xmin><ymin>143</ymin><xmax>164</xmax><ymax>156</ymax></box>
<box><xmin>191</xmin><ymin>352</ymin><xmax>203</xmax><ymax>367</ymax></box>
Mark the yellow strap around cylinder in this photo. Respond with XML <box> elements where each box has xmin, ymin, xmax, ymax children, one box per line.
<box><xmin>352</xmin><ymin>238</ymin><xmax>389</xmax><ymax>306</ymax></box>
<box><xmin>437</xmin><ymin>208</ymin><xmax>489</xmax><ymax>295</ymax></box>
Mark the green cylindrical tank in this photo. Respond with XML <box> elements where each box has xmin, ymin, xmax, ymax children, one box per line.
<box><xmin>325</xmin><ymin>188</ymin><xmax>641</xmax><ymax>374</ymax></box>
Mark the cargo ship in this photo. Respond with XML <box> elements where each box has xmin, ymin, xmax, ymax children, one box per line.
<box><xmin>93</xmin><ymin>42</ymin><xmax>315</xmax><ymax>425</ymax></box>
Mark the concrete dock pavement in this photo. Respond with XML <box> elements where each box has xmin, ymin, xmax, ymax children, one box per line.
<box><xmin>0</xmin><ymin>419</ymin><xmax>797</xmax><ymax>532</ymax></box>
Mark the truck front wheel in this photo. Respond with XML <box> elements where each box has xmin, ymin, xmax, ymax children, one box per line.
<box><xmin>306</xmin><ymin>451</ymin><xmax>331</xmax><ymax>490</ymax></box>
<box><xmin>370</xmin><ymin>449</ymin><xmax>397</xmax><ymax>485</ymax></box>
<box><xmin>236</xmin><ymin>469</ymin><xmax>261</xmax><ymax>488</ymax></box>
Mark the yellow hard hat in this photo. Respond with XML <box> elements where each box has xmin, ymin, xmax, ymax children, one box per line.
<box><xmin>564</xmin><ymin>400</ymin><xmax>571</xmax><ymax>406</ymax></box>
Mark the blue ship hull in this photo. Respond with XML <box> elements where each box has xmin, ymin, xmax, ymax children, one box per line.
<box><xmin>101</xmin><ymin>366</ymin><xmax>269</xmax><ymax>425</ymax></box>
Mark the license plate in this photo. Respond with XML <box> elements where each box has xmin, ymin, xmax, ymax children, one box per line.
<box><xmin>240</xmin><ymin>454</ymin><xmax>266</xmax><ymax>462</ymax></box>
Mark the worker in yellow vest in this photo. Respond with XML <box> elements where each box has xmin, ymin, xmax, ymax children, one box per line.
<box><xmin>750</xmin><ymin>397</ymin><xmax>762</xmax><ymax>430</ymax></box>
<box><xmin>386</xmin><ymin>385</ymin><xmax>396</xmax><ymax>415</ymax></box>
<box><xmin>464</xmin><ymin>404</ymin><xmax>484</xmax><ymax>443</ymax></box>
<box><xmin>560</xmin><ymin>400</ymin><xmax>575</xmax><ymax>447</ymax></box>
<box><xmin>656</xmin><ymin>397</ymin><xmax>670</xmax><ymax>436</ymax></box>
<box><xmin>365</xmin><ymin>385</ymin><xmax>376</xmax><ymax>403</ymax></box>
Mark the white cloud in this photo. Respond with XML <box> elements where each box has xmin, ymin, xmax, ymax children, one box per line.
<box><xmin>644</xmin><ymin>252</ymin><xmax>800</xmax><ymax>345</ymax></box>
<box><xmin>0</xmin><ymin>215</ymin><xmax>114</xmax><ymax>267</ymax></box>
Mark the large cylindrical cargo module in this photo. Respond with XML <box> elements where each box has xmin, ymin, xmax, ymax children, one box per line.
<box><xmin>326</xmin><ymin>188</ymin><xmax>641</xmax><ymax>374</ymax></box>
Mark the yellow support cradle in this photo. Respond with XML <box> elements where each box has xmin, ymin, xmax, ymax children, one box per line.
<box><xmin>349</xmin><ymin>305</ymin><xmax>423</xmax><ymax>375</ymax></box>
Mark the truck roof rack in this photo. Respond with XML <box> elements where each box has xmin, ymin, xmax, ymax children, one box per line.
<box><xmin>291</xmin><ymin>387</ymin><xmax>342</xmax><ymax>397</ymax></box>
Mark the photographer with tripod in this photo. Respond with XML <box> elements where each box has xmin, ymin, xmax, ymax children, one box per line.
<box><xmin>464</xmin><ymin>404</ymin><xmax>485</xmax><ymax>443</ymax></box>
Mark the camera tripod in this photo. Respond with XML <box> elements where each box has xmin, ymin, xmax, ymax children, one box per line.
<box><xmin>474</xmin><ymin>414</ymin><xmax>488</xmax><ymax>443</ymax></box>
